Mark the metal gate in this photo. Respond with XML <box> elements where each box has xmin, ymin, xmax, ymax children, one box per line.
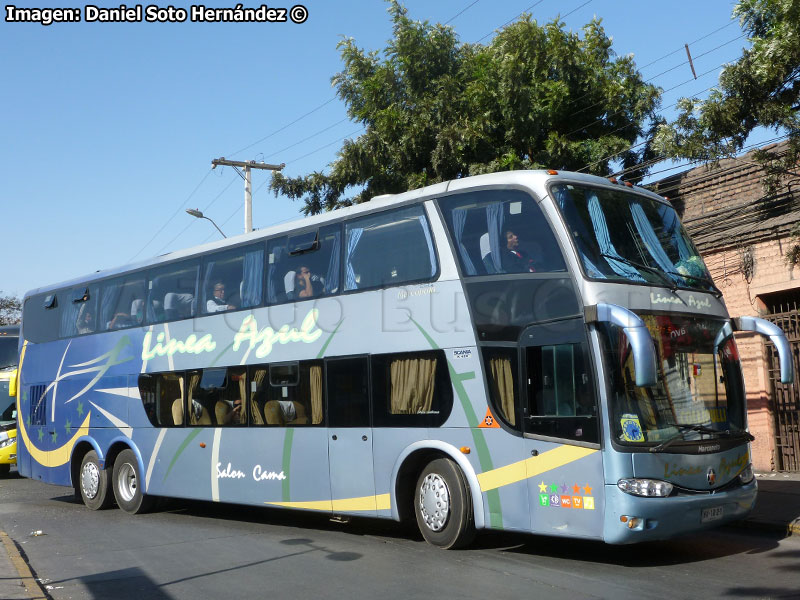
<box><xmin>765</xmin><ymin>299</ymin><xmax>800</xmax><ymax>471</ymax></box>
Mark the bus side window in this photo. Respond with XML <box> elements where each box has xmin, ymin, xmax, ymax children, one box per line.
<box><xmin>256</xmin><ymin>361</ymin><xmax>323</xmax><ymax>426</ymax></box>
<box><xmin>138</xmin><ymin>372</ymin><xmax>184</xmax><ymax>427</ymax></box>
<box><xmin>370</xmin><ymin>350</ymin><xmax>453</xmax><ymax>427</ymax></box>
<box><xmin>344</xmin><ymin>206</ymin><xmax>437</xmax><ymax>291</ymax></box>
<box><xmin>525</xmin><ymin>342</ymin><xmax>598</xmax><ymax>443</ymax></box>
<box><xmin>327</xmin><ymin>357</ymin><xmax>370</xmax><ymax>427</ymax></box>
<box><xmin>61</xmin><ymin>285</ymin><xmax>99</xmax><ymax>338</ymax></box>
<box><xmin>99</xmin><ymin>275</ymin><xmax>147</xmax><ymax>331</ymax></box>
<box><xmin>201</xmin><ymin>243</ymin><xmax>264</xmax><ymax>314</ymax></box>
<box><xmin>146</xmin><ymin>260</ymin><xmax>199</xmax><ymax>324</ymax></box>
<box><xmin>482</xmin><ymin>347</ymin><xmax>519</xmax><ymax>430</ymax></box>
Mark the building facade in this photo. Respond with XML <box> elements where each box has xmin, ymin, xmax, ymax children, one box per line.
<box><xmin>652</xmin><ymin>143</ymin><xmax>800</xmax><ymax>471</ymax></box>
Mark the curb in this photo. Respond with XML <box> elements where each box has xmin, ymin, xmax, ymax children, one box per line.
<box><xmin>729</xmin><ymin>518</ymin><xmax>800</xmax><ymax>538</ymax></box>
<box><xmin>0</xmin><ymin>531</ymin><xmax>48</xmax><ymax>600</ymax></box>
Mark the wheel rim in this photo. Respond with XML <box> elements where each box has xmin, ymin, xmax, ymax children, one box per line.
<box><xmin>419</xmin><ymin>473</ymin><xmax>450</xmax><ymax>532</ymax></box>
<box><xmin>81</xmin><ymin>461</ymin><xmax>100</xmax><ymax>500</ymax></box>
<box><xmin>117</xmin><ymin>462</ymin><xmax>137</xmax><ymax>503</ymax></box>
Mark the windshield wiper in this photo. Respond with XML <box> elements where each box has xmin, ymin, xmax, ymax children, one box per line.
<box><xmin>598</xmin><ymin>253</ymin><xmax>678</xmax><ymax>291</ymax></box>
<box><xmin>662</xmin><ymin>270</ymin><xmax>724</xmax><ymax>298</ymax></box>
<box><xmin>649</xmin><ymin>424</ymin><xmax>754</xmax><ymax>453</ymax></box>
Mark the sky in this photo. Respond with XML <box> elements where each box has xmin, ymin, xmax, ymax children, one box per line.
<box><xmin>1</xmin><ymin>0</ymin><xmax>763</xmax><ymax>298</ymax></box>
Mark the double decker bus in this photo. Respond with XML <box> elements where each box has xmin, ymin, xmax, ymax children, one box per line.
<box><xmin>15</xmin><ymin>170</ymin><xmax>793</xmax><ymax>548</ymax></box>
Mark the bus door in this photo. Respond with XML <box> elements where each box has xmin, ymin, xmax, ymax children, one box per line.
<box><xmin>521</xmin><ymin>318</ymin><xmax>604</xmax><ymax>539</ymax></box>
<box><xmin>325</xmin><ymin>356</ymin><xmax>376</xmax><ymax>516</ymax></box>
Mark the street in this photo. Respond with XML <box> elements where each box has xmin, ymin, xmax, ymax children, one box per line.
<box><xmin>1</xmin><ymin>471</ymin><xmax>799</xmax><ymax>600</ymax></box>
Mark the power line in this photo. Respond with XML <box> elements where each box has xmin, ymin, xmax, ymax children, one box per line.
<box><xmin>444</xmin><ymin>0</ymin><xmax>483</xmax><ymax>25</ymax></box>
<box><xmin>474</xmin><ymin>0</ymin><xmax>549</xmax><ymax>43</ymax></box>
<box><xmin>637</xmin><ymin>20</ymin><xmax>737</xmax><ymax>71</ymax></box>
<box><xmin>128</xmin><ymin>168</ymin><xmax>213</xmax><ymax>262</ymax></box>
<box><xmin>155</xmin><ymin>172</ymin><xmax>240</xmax><ymax>256</ymax></box>
<box><xmin>284</xmin><ymin>128</ymin><xmax>366</xmax><ymax>166</ymax></box>
<box><xmin>226</xmin><ymin>97</ymin><xmax>338</xmax><ymax>159</ymax></box>
<box><xmin>264</xmin><ymin>118</ymin><xmax>350</xmax><ymax>161</ymax></box>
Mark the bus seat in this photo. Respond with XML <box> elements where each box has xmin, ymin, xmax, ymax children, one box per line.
<box><xmin>264</xmin><ymin>400</ymin><xmax>308</xmax><ymax>425</ymax></box>
<box><xmin>480</xmin><ymin>233</ymin><xmax>497</xmax><ymax>274</ymax></box>
<box><xmin>164</xmin><ymin>292</ymin><xmax>194</xmax><ymax>320</ymax></box>
<box><xmin>130</xmin><ymin>299</ymin><xmax>145</xmax><ymax>325</ymax></box>
<box><xmin>284</xmin><ymin>271</ymin><xmax>296</xmax><ymax>300</ymax></box>
<box><xmin>187</xmin><ymin>399</ymin><xmax>212</xmax><ymax>425</ymax></box>
<box><xmin>215</xmin><ymin>400</ymin><xmax>233</xmax><ymax>425</ymax></box>
<box><xmin>172</xmin><ymin>399</ymin><xmax>184</xmax><ymax>425</ymax></box>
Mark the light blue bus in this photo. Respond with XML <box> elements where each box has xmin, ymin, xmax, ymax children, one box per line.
<box><xmin>15</xmin><ymin>170</ymin><xmax>793</xmax><ymax>548</ymax></box>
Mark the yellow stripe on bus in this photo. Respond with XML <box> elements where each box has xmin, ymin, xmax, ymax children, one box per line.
<box><xmin>17</xmin><ymin>412</ymin><xmax>91</xmax><ymax>468</ymax></box>
<box><xmin>266</xmin><ymin>493</ymin><xmax>391</xmax><ymax>512</ymax></box>
<box><xmin>477</xmin><ymin>445</ymin><xmax>598</xmax><ymax>491</ymax></box>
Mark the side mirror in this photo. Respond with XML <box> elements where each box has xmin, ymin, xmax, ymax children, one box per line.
<box><xmin>586</xmin><ymin>303</ymin><xmax>657</xmax><ymax>387</ymax></box>
<box><xmin>8</xmin><ymin>369</ymin><xmax>16</xmax><ymax>397</ymax></box>
<box><xmin>735</xmin><ymin>316</ymin><xmax>794</xmax><ymax>384</ymax></box>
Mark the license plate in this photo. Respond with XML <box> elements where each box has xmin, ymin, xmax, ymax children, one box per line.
<box><xmin>701</xmin><ymin>506</ymin><xmax>724</xmax><ymax>523</ymax></box>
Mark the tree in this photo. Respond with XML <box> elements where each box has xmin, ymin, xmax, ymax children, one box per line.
<box><xmin>271</xmin><ymin>0</ymin><xmax>661</xmax><ymax>215</ymax></box>
<box><xmin>654</xmin><ymin>0</ymin><xmax>800</xmax><ymax>191</ymax></box>
<box><xmin>0</xmin><ymin>292</ymin><xmax>21</xmax><ymax>326</ymax></box>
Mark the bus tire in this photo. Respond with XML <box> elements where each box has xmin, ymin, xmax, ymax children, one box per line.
<box><xmin>0</xmin><ymin>464</ymin><xmax>9</xmax><ymax>477</ymax></box>
<box><xmin>414</xmin><ymin>458</ymin><xmax>475</xmax><ymax>549</ymax></box>
<box><xmin>78</xmin><ymin>450</ymin><xmax>113</xmax><ymax>510</ymax></box>
<box><xmin>112</xmin><ymin>449</ymin><xmax>153</xmax><ymax>514</ymax></box>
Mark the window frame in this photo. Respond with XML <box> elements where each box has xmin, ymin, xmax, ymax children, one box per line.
<box><xmin>199</xmin><ymin>241</ymin><xmax>266</xmax><ymax>316</ymax></box>
<box><xmin>342</xmin><ymin>204</ymin><xmax>440</xmax><ymax>295</ymax></box>
<box><xmin>520</xmin><ymin>317</ymin><xmax>601</xmax><ymax>446</ymax></box>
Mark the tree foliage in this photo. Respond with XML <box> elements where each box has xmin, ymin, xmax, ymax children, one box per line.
<box><xmin>0</xmin><ymin>292</ymin><xmax>21</xmax><ymax>326</ymax></box>
<box><xmin>271</xmin><ymin>0</ymin><xmax>660</xmax><ymax>215</ymax></box>
<box><xmin>654</xmin><ymin>0</ymin><xmax>800</xmax><ymax>190</ymax></box>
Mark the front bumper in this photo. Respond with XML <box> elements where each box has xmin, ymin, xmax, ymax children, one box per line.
<box><xmin>602</xmin><ymin>479</ymin><xmax>757</xmax><ymax>544</ymax></box>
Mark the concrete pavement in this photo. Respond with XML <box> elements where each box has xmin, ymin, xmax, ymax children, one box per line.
<box><xmin>1</xmin><ymin>470</ymin><xmax>798</xmax><ymax>600</ymax></box>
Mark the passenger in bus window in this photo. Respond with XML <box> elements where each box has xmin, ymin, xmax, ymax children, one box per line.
<box><xmin>207</xmin><ymin>282</ymin><xmax>237</xmax><ymax>312</ymax></box>
<box><xmin>296</xmin><ymin>266</ymin><xmax>323</xmax><ymax>298</ymax></box>
<box><xmin>503</xmin><ymin>229</ymin><xmax>537</xmax><ymax>273</ymax></box>
<box><xmin>76</xmin><ymin>305</ymin><xmax>95</xmax><ymax>334</ymax></box>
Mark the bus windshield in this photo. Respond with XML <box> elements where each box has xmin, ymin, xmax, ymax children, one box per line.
<box><xmin>601</xmin><ymin>315</ymin><xmax>746</xmax><ymax>448</ymax></box>
<box><xmin>552</xmin><ymin>183</ymin><xmax>716</xmax><ymax>293</ymax></box>
<box><xmin>0</xmin><ymin>380</ymin><xmax>13</xmax><ymax>422</ymax></box>
<box><xmin>0</xmin><ymin>335</ymin><xmax>18</xmax><ymax>370</ymax></box>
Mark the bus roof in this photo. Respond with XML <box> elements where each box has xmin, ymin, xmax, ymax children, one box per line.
<box><xmin>23</xmin><ymin>169</ymin><xmax>667</xmax><ymax>297</ymax></box>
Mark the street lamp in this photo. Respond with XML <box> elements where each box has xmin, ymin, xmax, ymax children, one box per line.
<box><xmin>186</xmin><ymin>209</ymin><xmax>227</xmax><ymax>238</ymax></box>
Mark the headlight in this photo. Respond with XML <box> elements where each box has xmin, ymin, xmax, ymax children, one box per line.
<box><xmin>0</xmin><ymin>436</ymin><xmax>14</xmax><ymax>449</ymax></box>
<box><xmin>618</xmin><ymin>478</ymin><xmax>673</xmax><ymax>497</ymax></box>
<box><xmin>738</xmin><ymin>463</ymin><xmax>755</xmax><ymax>484</ymax></box>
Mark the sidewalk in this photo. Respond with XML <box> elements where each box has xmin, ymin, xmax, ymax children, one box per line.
<box><xmin>1</xmin><ymin>472</ymin><xmax>798</xmax><ymax>600</ymax></box>
<box><xmin>0</xmin><ymin>530</ymin><xmax>46</xmax><ymax>599</ymax></box>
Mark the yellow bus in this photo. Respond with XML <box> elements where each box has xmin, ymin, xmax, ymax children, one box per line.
<box><xmin>0</xmin><ymin>325</ymin><xmax>19</xmax><ymax>477</ymax></box>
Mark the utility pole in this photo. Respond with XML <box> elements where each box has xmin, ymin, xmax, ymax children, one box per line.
<box><xmin>211</xmin><ymin>157</ymin><xmax>285</xmax><ymax>233</ymax></box>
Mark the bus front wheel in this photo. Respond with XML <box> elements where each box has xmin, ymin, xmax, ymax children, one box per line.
<box><xmin>112</xmin><ymin>449</ymin><xmax>154</xmax><ymax>514</ymax></box>
<box><xmin>414</xmin><ymin>458</ymin><xmax>475</xmax><ymax>549</ymax></box>
<box><xmin>78</xmin><ymin>451</ymin><xmax>113</xmax><ymax>510</ymax></box>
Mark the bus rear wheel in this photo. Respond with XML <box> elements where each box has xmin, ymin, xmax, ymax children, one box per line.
<box><xmin>78</xmin><ymin>450</ymin><xmax>113</xmax><ymax>510</ymax></box>
<box><xmin>414</xmin><ymin>458</ymin><xmax>475</xmax><ymax>549</ymax></box>
<box><xmin>112</xmin><ymin>449</ymin><xmax>154</xmax><ymax>514</ymax></box>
